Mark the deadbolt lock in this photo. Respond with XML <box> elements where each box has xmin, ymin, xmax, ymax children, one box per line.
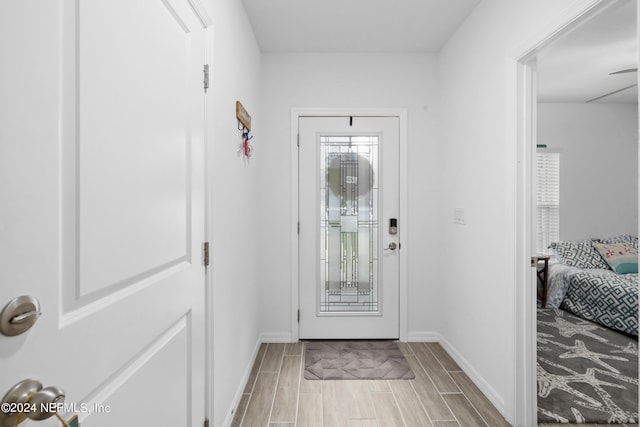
<box><xmin>0</xmin><ymin>296</ymin><xmax>42</xmax><ymax>337</ymax></box>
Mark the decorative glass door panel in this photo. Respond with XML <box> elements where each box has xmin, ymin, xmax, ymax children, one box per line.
<box><xmin>299</xmin><ymin>116</ymin><xmax>400</xmax><ymax>339</ymax></box>
<box><xmin>320</xmin><ymin>136</ymin><xmax>379</xmax><ymax>312</ymax></box>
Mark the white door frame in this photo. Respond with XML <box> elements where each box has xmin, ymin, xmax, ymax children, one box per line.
<box><xmin>508</xmin><ymin>1</ymin><xmax>629</xmax><ymax>425</ymax></box>
<box><xmin>203</xmin><ymin>23</ymin><xmax>215</xmax><ymax>427</ymax></box>
<box><xmin>290</xmin><ymin>108</ymin><xmax>408</xmax><ymax>342</ymax></box>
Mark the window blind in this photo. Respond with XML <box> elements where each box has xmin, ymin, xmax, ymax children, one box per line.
<box><xmin>536</xmin><ymin>152</ymin><xmax>560</xmax><ymax>254</ymax></box>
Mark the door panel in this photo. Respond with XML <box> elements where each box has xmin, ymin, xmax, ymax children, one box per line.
<box><xmin>0</xmin><ymin>0</ymin><xmax>208</xmax><ymax>425</ymax></box>
<box><xmin>76</xmin><ymin>0</ymin><xmax>190</xmax><ymax>296</ymax></box>
<box><xmin>299</xmin><ymin>116</ymin><xmax>400</xmax><ymax>339</ymax></box>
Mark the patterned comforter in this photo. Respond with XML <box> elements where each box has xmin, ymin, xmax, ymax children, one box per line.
<box><xmin>546</xmin><ymin>263</ymin><xmax>638</xmax><ymax>336</ymax></box>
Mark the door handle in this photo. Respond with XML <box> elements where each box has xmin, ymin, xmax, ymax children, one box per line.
<box><xmin>385</xmin><ymin>242</ymin><xmax>398</xmax><ymax>251</ymax></box>
<box><xmin>0</xmin><ymin>379</ymin><xmax>65</xmax><ymax>426</ymax></box>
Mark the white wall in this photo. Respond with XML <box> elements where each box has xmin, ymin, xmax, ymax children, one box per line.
<box><xmin>257</xmin><ymin>53</ymin><xmax>443</xmax><ymax>340</ymax></box>
<box><xmin>202</xmin><ymin>1</ymin><xmax>626</xmax><ymax>425</ymax></box>
<box><xmin>538</xmin><ymin>103</ymin><xmax>638</xmax><ymax>241</ymax></box>
<box><xmin>437</xmin><ymin>0</ymin><xmax>585</xmax><ymax>418</ymax></box>
<box><xmin>205</xmin><ymin>0</ymin><xmax>263</xmax><ymax>426</ymax></box>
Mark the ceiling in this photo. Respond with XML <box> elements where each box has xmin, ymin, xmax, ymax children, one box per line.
<box><xmin>240</xmin><ymin>0</ymin><xmax>481</xmax><ymax>53</ymax></box>
<box><xmin>241</xmin><ymin>0</ymin><xmax>637</xmax><ymax>103</ymax></box>
<box><xmin>537</xmin><ymin>1</ymin><xmax>638</xmax><ymax>104</ymax></box>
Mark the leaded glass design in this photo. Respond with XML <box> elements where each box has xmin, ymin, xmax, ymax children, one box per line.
<box><xmin>319</xmin><ymin>135</ymin><xmax>379</xmax><ymax>312</ymax></box>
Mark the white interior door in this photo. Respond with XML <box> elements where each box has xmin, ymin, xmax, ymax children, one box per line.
<box><xmin>0</xmin><ymin>1</ymin><xmax>209</xmax><ymax>426</ymax></box>
<box><xmin>298</xmin><ymin>116</ymin><xmax>400</xmax><ymax>339</ymax></box>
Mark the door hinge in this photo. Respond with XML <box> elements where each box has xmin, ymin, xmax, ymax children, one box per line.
<box><xmin>297</xmin><ymin>133</ymin><xmax>300</xmax><ymax>147</ymax></box>
<box><xmin>204</xmin><ymin>418</ymin><xmax>209</xmax><ymax>427</ymax></box>
<box><xmin>297</xmin><ymin>309</ymin><xmax>300</xmax><ymax>323</ymax></box>
<box><xmin>203</xmin><ymin>64</ymin><xmax>210</xmax><ymax>93</ymax></box>
<box><xmin>203</xmin><ymin>242</ymin><xmax>210</xmax><ymax>267</ymax></box>
<box><xmin>297</xmin><ymin>222</ymin><xmax>300</xmax><ymax>235</ymax></box>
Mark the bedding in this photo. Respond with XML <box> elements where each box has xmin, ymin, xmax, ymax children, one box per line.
<box><xmin>546</xmin><ymin>236</ymin><xmax>638</xmax><ymax>336</ymax></box>
<box><xmin>560</xmin><ymin>269</ymin><xmax>638</xmax><ymax>336</ymax></box>
<box><xmin>593</xmin><ymin>241</ymin><xmax>639</xmax><ymax>274</ymax></box>
<box><xmin>549</xmin><ymin>240</ymin><xmax>610</xmax><ymax>270</ymax></box>
<box><xmin>546</xmin><ymin>262</ymin><xmax>638</xmax><ymax>336</ymax></box>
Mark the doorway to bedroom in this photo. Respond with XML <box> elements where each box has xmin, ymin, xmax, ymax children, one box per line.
<box><xmin>532</xmin><ymin>1</ymin><xmax>639</xmax><ymax>423</ymax></box>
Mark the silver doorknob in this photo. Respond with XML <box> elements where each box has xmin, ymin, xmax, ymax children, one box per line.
<box><xmin>385</xmin><ymin>242</ymin><xmax>397</xmax><ymax>251</ymax></box>
<box><xmin>27</xmin><ymin>386</ymin><xmax>66</xmax><ymax>421</ymax></box>
<box><xmin>0</xmin><ymin>379</ymin><xmax>65</xmax><ymax>427</ymax></box>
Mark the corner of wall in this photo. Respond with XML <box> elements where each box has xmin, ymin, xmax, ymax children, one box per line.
<box><xmin>407</xmin><ymin>331</ymin><xmax>441</xmax><ymax>342</ymax></box>
<box><xmin>438</xmin><ymin>336</ymin><xmax>506</xmax><ymax>416</ymax></box>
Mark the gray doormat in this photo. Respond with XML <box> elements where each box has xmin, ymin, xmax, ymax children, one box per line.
<box><xmin>304</xmin><ymin>341</ymin><xmax>415</xmax><ymax>380</ymax></box>
<box><xmin>537</xmin><ymin>308</ymin><xmax>638</xmax><ymax>423</ymax></box>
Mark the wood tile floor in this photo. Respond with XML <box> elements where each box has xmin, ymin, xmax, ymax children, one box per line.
<box><xmin>230</xmin><ymin>341</ymin><xmax>513</xmax><ymax>427</ymax></box>
<box><xmin>231</xmin><ymin>341</ymin><xmax>640</xmax><ymax>427</ymax></box>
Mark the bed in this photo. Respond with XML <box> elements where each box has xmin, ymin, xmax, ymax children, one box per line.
<box><xmin>545</xmin><ymin>235</ymin><xmax>638</xmax><ymax>337</ymax></box>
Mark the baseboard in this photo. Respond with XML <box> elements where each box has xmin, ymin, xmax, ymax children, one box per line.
<box><xmin>222</xmin><ymin>333</ymin><xmax>296</xmax><ymax>426</ymax></box>
<box><xmin>260</xmin><ymin>332</ymin><xmax>293</xmax><ymax>343</ymax></box>
<box><xmin>222</xmin><ymin>337</ymin><xmax>263</xmax><ymax>427</ymax></box>
<box><xmin>407</xmin><ymin>331</ymin><xmax>441</xmax><ymax>342</ymax></box>
<box><xmin>438</xmin><ymin>336</ymin><xmax>506</xmax><ymax>415</ymax></box>
<box><xmin>405</xmin><ymin>331</ymin><xmax>506</xmax><ymax>416</ymax></box>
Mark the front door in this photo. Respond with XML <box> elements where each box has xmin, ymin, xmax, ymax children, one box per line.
<box><xmin>298</xmin><ymin>116</ymin><xmax>400</xmax><ymax>339</ymax></box>
<box><xmin>0</xmin><ymin>1</ymin><xmax>208</xmax><ymax>425</ymax></box>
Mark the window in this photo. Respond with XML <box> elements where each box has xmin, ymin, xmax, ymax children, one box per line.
<box><xmin>536</xmin><ymin>151</ymin><xmax>560</xmax><ymax>254</ymax></box>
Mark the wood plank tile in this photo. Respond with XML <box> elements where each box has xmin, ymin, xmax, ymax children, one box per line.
<box><xmin>410</xmin><ymin>342</ymin><xmax>460</xmax><ymax>393</ymax></box>
<box><xmin>236</xmin><ymin>342</ymin><xmax>519</xmax><ymax>427</ymax></box>
<box><xmin>405</xmin><ymin>355</ymin><xmax>455</xmax><ymax>421</ymax></box>
<box><xmin>261</xmin><ymin>343</ymin><xmax>286</xmax><ymax>372</ymax></box>
<box><xmin>449</xmin><ymin>372</ymin><xmax>510</xmax><ymax>427</ymax></box>
<box><xmin>242</xmin><ymin>372</ymin><xmax>279</xmax><ymax>427</ymax></box>
<box><xmin>231</xmin><ymin>394</ymin><xmax>250</xmax><ymax>427</ymax></box>
<box><xmin>442</xmin><ymin>393</ymin><xmax>487</xmax><ymax>427</ymax></box>
<box><xmin>425</xmin><ymin>343</ymin><xmax>461</xmax><ymax>372</ymax></box>
<box><xmin>244</xmin><ymin>344</ymin><xmax>268</xmax><ymax>393</ymax></box>
<box><xmin>297</xmin><ymin>393</ymin><xmax>323</xmax><ymax>427</ymax></box>
<box><xmin>285</xmin><ymin>341</ymin><xmax>303</xmax><ymax>355</ymax></box>
<box><xmin>370</xmin><ymin>392</ymin><xmax>405</xmax><ymax>427</ymax></box>
<box><xmin>322</xmin><ymin>381</ymin><xmax>375</xmax><ymax>426</ymax></box>
<box><xmin>389</xmin><ymin>380</ymin><xmax>433</xmax><ymax>427</ymax></box>
<box><xmin>343</xmin><ymin>380</ymin><xmax>375</xmax><ymax>420</ymax></box>
<box><xmin>299</xmin><ymin>376</ymin><xmax>322</xmax><ymax>393</ymax></box>
<box><xmin>368</xmin><ymin>380</ymin><xmax>391</xmax><ymax>392</ymax></box>
<box><xmin>397</xmin><ymin>341</ymin><xmax>413</xmax><ymax>356</ymax></box>
<box><xmin>323</xmin><ymin>381</ymin><xmax>350</xmax><ymax>427</ymax></box>
<box><xmin>271</xmin><ymin>356</ymin><xmax>302</xmax><ymax>422</ymax></box>
<box><xmin>349</xmin><ymin>420</ymin><xmax>379</xmax><ymax>427</ymax></box>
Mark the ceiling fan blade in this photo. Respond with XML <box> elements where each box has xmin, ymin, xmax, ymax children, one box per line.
<box><xmin>586</xmin><ymin>83</ymin><xmax>638</xmax><ymax>103</ymax></box>
<box><xmin>609</xmin><ymin>68</ymin><xmax>638</xmax><ymax>75</ymax></box>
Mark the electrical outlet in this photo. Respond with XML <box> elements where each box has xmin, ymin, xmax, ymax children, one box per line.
<box><xmin>454</xmin><ymin>208</ymin><xmax>466</xmax><ymax>225</ymax></box>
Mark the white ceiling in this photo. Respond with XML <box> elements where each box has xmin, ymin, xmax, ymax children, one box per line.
<box><xmin>537</xmin><ymin>1</ymin><xmax>638</xmax><ymax>104</ymax></box>
<box><xmin>241</xmin><ymin>0</ymin><xmax>637</xmax><ymax>103</ymax></box>
<box><xmin>240</xmin><ymin>0</ymin><xmax>481</xmax><ymax>53</ymax></box>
